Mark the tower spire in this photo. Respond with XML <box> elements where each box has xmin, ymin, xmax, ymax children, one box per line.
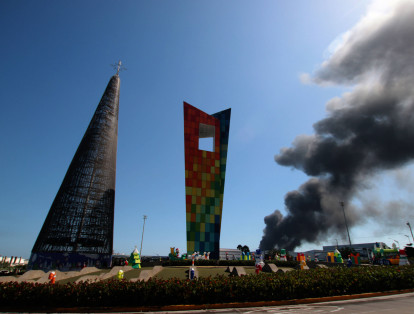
<box><xmin>112</xmin><ymin>60</ymin><xmax>126</xmax><ymax>76</ymax></box>
<box><xmin>116</xmin><ymin>60</ymin><xmax>121</xmax><ymax>75</ymax></box>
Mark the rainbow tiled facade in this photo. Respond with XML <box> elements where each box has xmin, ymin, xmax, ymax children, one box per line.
<box><xmin>184</xmin><ymin>102</ymin><xmax>231</xmax><ymax>260</ymax></box>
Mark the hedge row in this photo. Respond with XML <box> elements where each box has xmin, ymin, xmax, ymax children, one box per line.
<box><xmin>162</xmin><ymin>259</ymin><xmax>298</xmax><ymax>267</ymax></box>
<box><xmin>162</xmin><ymin>259</ymin><xmax>254</xmax><ymax>266</ymax></box>
<box><xmin>1</xmin><ymin>265</ymin><xmax>414</xmax><ymax>309</ymax></box>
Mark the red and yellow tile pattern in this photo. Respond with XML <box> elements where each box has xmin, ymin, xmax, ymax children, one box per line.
<box><xmin>184</xmin><ymin>102</ymin><xmax>230</xmax><ymax>259</ymax></box>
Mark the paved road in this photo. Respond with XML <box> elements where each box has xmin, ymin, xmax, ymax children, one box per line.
<box><xmin>144</xmin><ymin>292</ymin><xmax>414</xmax><ymax>314</ymax></box>
<box><xmin>3</xmin><ymin>292</ymin><xmax>413</xmax><ymax>313</ymax></box>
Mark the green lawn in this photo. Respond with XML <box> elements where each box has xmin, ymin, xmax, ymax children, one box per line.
<box><xmin>154</xmin><ymin>266</ymin><xmax>259</xmax><ymax>279</ymax></box>
<box><xmin>25</xmin><ymin>265</ymin><xmax>295</xmax><ymax>284</ymax></box>
<box><xmin>58</xmin><ymin>270</ymin><xmax>108</xmax><ymax>285</ymax></box>
<box><xmin>197</xmin><ymin>266</ymin><xmax>228</xmax><ymax>277</ymax></box>
<box><xmin>154</xmin><ymin>266</ymin><xmax>189</xmax><ymax>280</ymax></box>
<box><xmin>244</xmin><ymin>266</ymin><xmax>257</xmax><ymax>275</ymax></box>
<box><xmin>119</xmin><ymin>267</ymin><xmax>153</xmax><ymax>280</ymax></box>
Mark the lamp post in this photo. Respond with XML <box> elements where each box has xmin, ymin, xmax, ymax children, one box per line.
<box><xmin>389</xmin><ymin>238</ymin><xmax>399</xmax><ymax>248</ymax></box>
<box><xmin>140</xmin><ymin>215</ymin><xmax>147</xmax><ymax>257</ymax></box>
<box><xmin>339</xmin><ymin>201</ymin><xmax>352</xmax><ymax>248</ymax></box>
<box><xmin>404</xmin><ymin>235</ymin><xmax>412</xmax><ymax>245</ymax></box>
<box><xmin>334</xmin><ymin>239</ymin><xmax>338</xmax><ymax>249</ymax></box>
<box><xmin>407</xmin><ymin>222</ymin><xmax>414</xmax><ymax>243</ymax></box>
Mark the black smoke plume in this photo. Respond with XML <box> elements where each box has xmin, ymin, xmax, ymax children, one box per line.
<box><xmin>260</xmin><ymin>0</ymin><xmax>414</xmax><ymax>251</ymax></box>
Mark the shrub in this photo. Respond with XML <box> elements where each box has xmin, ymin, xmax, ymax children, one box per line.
<box><xmin>161</xmin><ymin>259</ymin><xmax>298</xmax><ymax>267</ymax></box>
<box><xmin>1</xmin><ymin>265</ymin><xmax>413</xmax><ymax>309</ymax></box>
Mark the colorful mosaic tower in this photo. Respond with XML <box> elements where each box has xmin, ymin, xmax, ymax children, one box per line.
<box><xmin>184</xmin><ymin>102</ymin><xmax>231</xmax><ymax>260</ymax></box>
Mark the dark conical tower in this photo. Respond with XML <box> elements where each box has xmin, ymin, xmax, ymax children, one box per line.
<box><xmin>29</xmin><ymin>74</ymin><xmax>120</xmax><ymax>270</ymax></box>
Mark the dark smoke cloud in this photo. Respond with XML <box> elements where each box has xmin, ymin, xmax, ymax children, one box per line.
<box><xmin>260</xmin><ymin>0</ymin><xmax>414</xmax><ymax>251</ymax></box>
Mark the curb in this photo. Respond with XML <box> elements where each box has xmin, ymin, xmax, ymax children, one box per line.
<box><xmin>2</xmin><ymin>288</ymin><xmax>414</xmax><ymax>312</ymax></box>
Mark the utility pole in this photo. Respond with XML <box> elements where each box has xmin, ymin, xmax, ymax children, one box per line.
<box><xmin>339</xmin><ymin>201</ymin><xmax>352</xmax><ymax>248</ymax></box>
<box><xmin>407</xmin><ymin>222</ymin><xmax>414</xmax><ymax>243</ymax></box>
<box><xmin>389</xmin><ymin>238</ymin><xmax>399</xmax><ymax>248</ymax></box>
<box><xmin>140</xmin><ymin>215</ymin><xmax>147</xmax><ymax>257</ymax></box>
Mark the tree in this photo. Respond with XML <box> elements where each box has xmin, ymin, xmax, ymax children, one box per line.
<box><xmin>338</xmin><ymin>247</ymin><xmax>356</xmax><ymax>258</ymax></box>
<box><xmin>242</xmin><ymin>245</ymin><xmax>250</xmax><ymax>253</ymax></box>
<box><xmin>237</xmin><ymin>245</ymin><xmax>250</xmax><ymax>253</ymax></box>
<box><xmin>267</xmin><ymin>248</ymin><xmax>280</xmax><ymax>259</ymax></box>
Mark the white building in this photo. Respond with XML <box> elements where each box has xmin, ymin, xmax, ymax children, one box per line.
<box><xmin>219</xmin><ymin>248</ymin><xmax>243</xmax><ymax>260</ymax></box>
<box><xmin>0</xmin><ymin>256</ymin><xmax>28</xmax><ymax>265</ymax></box>
<box><xmin>302</xmin><ymin>242</ymin><xmax>390</xmax><ymax>260</ymax></box>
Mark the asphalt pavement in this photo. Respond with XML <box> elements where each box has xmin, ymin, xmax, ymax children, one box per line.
<box><xmin>141</xmin><ymin>292</ymin><xmax>414</xmax><ymax>314</ymax></box>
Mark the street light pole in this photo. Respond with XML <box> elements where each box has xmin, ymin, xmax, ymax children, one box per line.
<box><xmin>140</xmin><ymin>215</ymin><xmax>147</xmax><ymax>257</ymax></box>
<box><xmin>407</xmin><ymin>222</ymin><xmax>414</xmax><ymax>243</ymax></box>
<box><xmin>389</xmin><ymin>238</ymin><xmax>399</xmax><ymax>248</ymax></box>
<box><xmin>339</xmin><ymin>201</ymin><xmax>352</xmax><ymax>248</ymax></box>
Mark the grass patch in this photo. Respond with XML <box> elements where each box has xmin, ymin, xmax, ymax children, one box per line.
<box><xmin>197</xmin><ymin>266</ymin><xmax>227</xmax><ymax>277</ymax></box>
<box><xmin>154</xmin><ymin>266</ymin><xmax>188</xmax><ymax>280</ymax></box>
<box><xmin>17</xmin><ymin>265</ymin><xmax>296</xmax><ymax>284</ymax></box>
<box><xmin>122</xmin><ymin>268</ymin><xmax>142</xmax><ymax>280</ymax></box>
<box><xmin>121</xmin><ymin>267</ymin><xmax>153</xmax><ymax>281</ymax></box>
<box><xmin>57</xmin><ymin>270</ymin><xmax>108</xmax><ymax>285</ymax></box>
<box><xmin>244</xmin><ymin>266</ymin><xmax>257</xmax><ymax>275</ymax></box>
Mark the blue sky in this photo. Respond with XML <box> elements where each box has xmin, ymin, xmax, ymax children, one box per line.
<box><xmin>2</xmin><ymin>0</ymin><xmax>412</xmax><ymax>259</ymax></box>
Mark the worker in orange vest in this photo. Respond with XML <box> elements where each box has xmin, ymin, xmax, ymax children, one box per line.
<box><xmin>48</xmin><ymin>271</ymin><xmax>56</xmax><ymax>284</ymax></box>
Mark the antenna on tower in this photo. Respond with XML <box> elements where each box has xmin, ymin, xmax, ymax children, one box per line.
<box><xmin>111</xmin><ymin>60</ymin><xmax>126</xmax><ymax>75</ymax></box>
